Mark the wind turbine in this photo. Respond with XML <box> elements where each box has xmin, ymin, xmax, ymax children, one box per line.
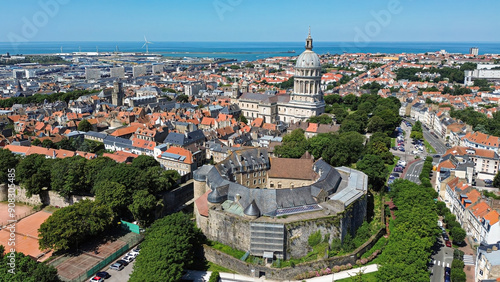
<box><xmin>142</xmin><ymin>36</ymin><xmax>153</xmax><ymax>54</ymax></box>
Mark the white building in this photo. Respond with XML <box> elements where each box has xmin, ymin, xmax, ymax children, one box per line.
<box><xmin>133</xmin><ymin>65</ymin><xmax>147</xmax><ymax>77</ymax></box>
<box><xmin>85</xmin><ymin>67</ymin><xmax>100</xmax><ymax>80</ymax></box>
<box><xmin>234</xmin><ymin>31</ymin><xmax>325</xmax><ymax>124</ymax></box>
<box><xmin>110</xmin><ymin>66</ymin><xmax>125</xmax><ymax>78</ymax></box>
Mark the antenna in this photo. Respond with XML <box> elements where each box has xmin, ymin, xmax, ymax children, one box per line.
<box><xmin>96</xmin><ymin>46</ymin><xmax>99</xmax><ymax>53</ymax></box>
<box><xmin>60</xmin><ymin>46</ymin><xmax>63</xmax><ymax>54</ymax></box>
<box><xmin>79</xmin><ymin>46</ymin><xmax>81</xmax><ymax>52</ymax></box>
<box><xmin>142</xmin><ymin>35</ymin><xmax>153</xmax><ymax>54</ymax></box>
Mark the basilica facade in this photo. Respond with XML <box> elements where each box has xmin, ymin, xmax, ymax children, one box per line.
<box><xmin>233</xmin><ymin>32</ymin><xmax>325</xmax><ymax>124</ymax></box>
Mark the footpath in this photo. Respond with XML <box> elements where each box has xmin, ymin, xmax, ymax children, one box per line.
<box><xmin>184</xmin><ymin>264</ymin><xmax>379</xmax><ymax>282</ymax></box>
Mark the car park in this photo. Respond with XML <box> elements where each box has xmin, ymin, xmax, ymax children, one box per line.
<box><xmin>109</xmin><ymin>262</ymin><xmax>124</xmax><ymax>271</ymax></box>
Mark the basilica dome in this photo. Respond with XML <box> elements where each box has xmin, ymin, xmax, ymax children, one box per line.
<box><xmin>295</xmin><ymin>50</ymin><xmax>321</xmax><ymax>69</ymax></box>
<box><xmin>295</xmin><ymin>29</ymin><xmax>321</xmax><ymax>69</ymax></box>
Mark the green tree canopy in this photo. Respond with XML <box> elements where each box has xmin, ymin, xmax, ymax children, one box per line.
<box><xmin>273</xmin><ymin>129</ymin><xmax>308</xmax><ymax>158</ymax></box>
<box><xmin>38</xmin><ymin>200</ymin><xmax>114</xmax><ymax>251</ymax></box>
<box><xmin>0</xmin><ymin>149</ymin><xmax>18</xmax><ymax>184</ymax></box>
<box><xmin>131</xmin><ymin>155</ymin><xmax>161</xmax><ymax>170</ymax></box>
<box><xmin>129</xmin><ymin>212</ymin><xmax>201</xmax><ymax>282</ymax></box>
<box><xmin>128</xmin><ymin>190</ymin><xmax>157</xmax><ymax>226</ymax></box>
<box><xmin>356</xmin><ymin>154</ymin><xmax>387</xmax><ymax>190</ymax></box>
<box><xmin>77</xmin><ymin>119</ymin><xmax>93</xmax><ymax>132</ymax></box>
<box><xmin>307</xmin><ymin>114</ymin><xmax>332</xmax><ymax>124</ymax></box>
<box><xmin>0</xmin><ymin>250</ymin><xmax>60</xmax><ymax>282</ymax></box>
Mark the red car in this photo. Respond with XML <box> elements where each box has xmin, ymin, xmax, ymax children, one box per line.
<box><xmin>445</xmin><ymin>240</ymin><xmax>452</xmax><ymax>247</ymax></box>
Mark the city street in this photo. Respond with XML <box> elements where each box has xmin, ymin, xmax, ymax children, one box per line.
<box><xmin>423</xmin><ymin>129</ymin><xmax>448</xmax><ymax>155</ymax></box>
<box><xmin>404</xmin><ymin>159</ymin><xmax>424</xmax><ymax>184</ymax></box>
<box><xmin>429</xmin><ymin>237</ymin><xmax>454</xmax><ymax>282</ymax></box>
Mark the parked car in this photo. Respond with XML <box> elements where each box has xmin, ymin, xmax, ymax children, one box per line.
<box><xmin>121</xmin><ymin>256</ymin><xmax>134</xmax><ymax>263</ymax></box>
<box><xmin>445</xmin><ymin>240</ymin><xmax>452</xmax><ymax>247</ymax></box>
<box><xmin>117</xmin><ymin>259</ymin><xmax>129</xmax><ymax>266</ymax></box>
<box><xmin>443</xmin><ymin>235</ymin><xmax>449</xmax><ymax>241</ymax></box>
<box><xmin>433</xmin><ymin>154</ymin><xmax>441</xmax><ymax>158</ymax></box>
<box><xmin>89</xmin><ymin>276</ymin><xmax>104</xmax><ymax>282</ymax></box>
<box><xmin>391</xmin><ymin>173</ymin><xmax>400</xmax><ymax>177</ymax></box>
<box><xmin>126</xmin><ymin>251</ymin><xmax>138</xmax><ymax>258</ymax></box>
<box><xmin>445</xmin><ymin>267</ymin><xmax>451</xmax><ymax>282</ymax></box>
<box><xmin>399</xmin><ymin>148</ymin><xmax>405</xmax><ymax>152</ymax></box>
<box><xmin>95</xmin><ymin>272</ymin><xmax>110</xmax><ymax>279</ymax></box>
<box><xmin>109</xmin><ymin>262</ymin><xmax>124</xmax><ymax>271</ymax></box>
<box><xmin>394</xmin><ymin>167</ymin><xmax>404</xmax><ymax>173</ymax></box>
<box><xmin>129</xmin><ymin>248</ymin><xmax>140</xmax><ymax>256</ymax></box>
<box><xmin>392</xmin><ymin>146</ymin><xmax>398</xmax><ymax>150</ymax></box>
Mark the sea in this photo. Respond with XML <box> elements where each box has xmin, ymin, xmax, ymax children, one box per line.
<box><xmin>0</xmin><ymin>41</ymin><xmax>499</xmax><ymax>62</ymax></box>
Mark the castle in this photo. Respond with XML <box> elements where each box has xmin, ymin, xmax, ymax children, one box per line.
<box><xmin>193</xmin><ymin>148</ymin><xmax>368</xmax><ymax>259</ymax></box>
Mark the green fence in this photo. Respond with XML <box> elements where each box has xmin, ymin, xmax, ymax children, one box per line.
<box><xmin>85</xmin><ymin>244</ymin><xmax>129</xmax><ymax>278</ymax></box>
<box><xmin>120</xmin><ymin>220</ymin><xmax>141</xmax><ymax>234</ymax></box>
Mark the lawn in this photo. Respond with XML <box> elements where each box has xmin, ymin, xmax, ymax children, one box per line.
<box><xmin>209</xmin><ymin>241</ymin><xmax>246</xmax><ymax>259</ymax></box>
<box><xmin>385</xmin><ymin>156</ymin><xmax>400</xmax><ymax>180</ymax></box>
<box><xmin>424</xmin><ymin>139</ymin><xmax>437</xmax><ymax>154</ymax></box>
<box><xmin>207</xmin><ymin>262</ymin><xmax>237</xmax><ymax>274</ymax></box>
<box><xmin>390</xmin><ymin>138</ymin><xmax>396</xmax><ymax>148</ymax></box>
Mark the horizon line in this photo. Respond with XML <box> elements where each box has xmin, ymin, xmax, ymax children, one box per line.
<box><xmin>1</xmin><ymin>40</ymin><xmax>499</xmax><ymax>44</ymax></box>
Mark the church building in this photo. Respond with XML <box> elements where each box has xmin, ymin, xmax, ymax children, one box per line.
<box><xmin>233</xmin><ymin>30</ymin><xmax>325</xmax><ymax>124</ymax></box>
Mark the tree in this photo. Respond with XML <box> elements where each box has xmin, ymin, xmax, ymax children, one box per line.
<box><xmin>493</xmin><ymin>170</ymin><xmax>500</xmax><ymax>188</ymax></box>
<box><xmin>307</xmin><ymin>114</ymin><xmax>332</xmax><ymax>124</ymax></box>
<box><xmin>41</xmin><ymin>139</ymin><xmax>55</xmax><ymax>149</ymax></box>
<box><xmin>131</xmin><ymin>155</ymin><xmax>161</xmax><ymax>170</ymax></box>
<box><xmin>77</xmin><ymin>119</ymin><xmax>93</xmax><ymax>132</ymax></box>
<box><xmin>330</xmin><ymin>107</ymin><xmax>348</xmax><ymax>123</ymax></box>
<box><xmin>129</xmin><ymin>212</ymin><xmax>201</xmax><ymax>282</ymax></box>
<box><xmin>451</xmin><ymin>259</ymin><xmax>466</xmax><ymax>282</ymax></box>
<box><xmin>451</xmin><ymin>227</ymin><xmax>466</xmax><ymax>244</ymax></box>
<box><xmin>273</xmin><ymin>129</ymin><xmax>308</xmax><ymax>158</ymax></box>
<box><xmin>38</xmin><ymin>200</ymin><xmax>114</xmax><ymax>251</ymax></box>
<box><xmin>16</xmin><ymin>154</ymin><xmax>53</xmax><ymax>197</ymax></box>
<box><xmin>128</xmin><ymin>190</ymin><xmax>157</xmax><ymax>227</ymax></box>
<box><xmin>238</xmin><ymin>114</ymin><xmax>248</xmax><ymax>124</ymax></box>
<box><xmin>324</xmin><ymin>94</ymin><xmax>342</xmax><ymax>105</ymax></box>
<box><xmin>94</xmin><ymin>181</ymin><xmax>131</xmax><ymax>217</ymax></box>
<box><xmin>31</xmin><ymin>138</ymin><xmax>41</xmax><ymax>146</ymax></box>
<box><xmin>356</xmin><ymin>154</ymin><xmax>387</xmax><ymax>190</ymax></box>
<box><xmin>176</xmin><ymin>94</ymin><xmax>189</xmax><ymax>103</ymax></box>
<box><xmin>208</xmin><ymin>271</ymin><xmax>220</xmax><ymax>282</ymax></box>
<box><xmin>0</xmin><ymin>251</ymin><xmax>60</xmax><ymax>282</ymax></box>
<box><xmin>0</xmin><ymin>149</ymin><xmax>18</xmax><ymax>184</ymax></box>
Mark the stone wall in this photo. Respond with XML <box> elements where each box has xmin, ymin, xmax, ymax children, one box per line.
<box><xmin>203</xmin><ymin>227</ymin><xmax>385</xmax><ymax>280</ymax></box>
<box><xmin>0</xmin><ymin>184</ymin><xmax>94</xmax><ymax>207</ymax></box>
<box><xmin>205</xmin><ymin>208</ymin><xmax>252</xmax><ymax>251</ymax></box>
<box><xmin>204</xmin><ymin>194</ymin><xmax>368</xmax><ymax>260</ymax></box>
<box><xmin>159</xmin><ymin>181</ymin><xmax>193</xmax><ymax>215</ymax></box>
<box><xmin>285</xmin><ymin>215</ymin><xmax>342</xmax><ymax>258</ymax></box>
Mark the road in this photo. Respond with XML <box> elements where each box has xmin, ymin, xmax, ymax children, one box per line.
<box><xmin>423</xmin><ymin>129</ymin><xmax>447</xmax><ymax>155</ymax></box>
<box><xmin>430</xmin><ymin>237</ymin><xmax>454</xmax><ymax>282</ymax></box>
<box><xmin>404</xmin><ymin>159</ymin><xmax>424</xmax><ymax>184</ymax></box>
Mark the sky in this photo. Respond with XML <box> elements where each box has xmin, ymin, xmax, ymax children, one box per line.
<box><xmin>1</xmin><ymin>0</ymin><xmax>499</xmax><ymax>42</ymax></box>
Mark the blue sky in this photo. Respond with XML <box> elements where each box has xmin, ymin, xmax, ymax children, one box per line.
<box><xmin>1</xmin><ymin>0</ymin><xmax>499</xmax><ymax>42</ymax></box>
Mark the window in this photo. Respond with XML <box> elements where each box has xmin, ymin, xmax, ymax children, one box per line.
<box><xmin>253</xmin><ymin>180</ymin><xmax>257</xmax><ymax>185</ymax></box>
<box><xmin>278</xmin><ymin>183</ymin><xmax>282</xmax><ymax>189</ymax></box>
<box><xmin>258</xmin><ymin>179</ymin><xmax>261</xmax><ymax>184</ymax></box>
<box><xmin>479</xmin><ymin>270</ymin><xmax>483</xmax><ymax>276</ymax></box>
<box><xmin>246</xmin><ymin>181</ymin><xmax>250</xmax><ymax>186</ymax></box>
<box><xmin>247</xmin><ymin>174</ymin><xmax>250</xmax><ymax>179</ymax></box>
<box><xmin>270</xmin><ymin>182</ymin><xmax>274</xmax><ymax>188</ymax></box>
<box><xmin>259</xmin><ymin>171</ymin><xmax>261</xmax><ymax>176</ymax></box>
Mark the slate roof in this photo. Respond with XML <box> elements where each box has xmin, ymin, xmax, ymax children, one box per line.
<box><xmin>195</xmin><ymin>148</ymin><xmax>364</xmax><ymax>217</ymax></box>
<box><xmin>164</xmin><ymin>129</ymin><xmax>205</xmax><ymax>146</ymax></box>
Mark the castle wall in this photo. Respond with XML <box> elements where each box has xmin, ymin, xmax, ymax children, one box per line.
<box><xmin>2</xmin><ymin>184</ymin><xmax>94</xmax><ymax>207</ymax></box>
<box><xmin>285</xmin><ymin>214</ymin><xmax>342</xmax><ymax>258</ymax></box>
<box><xmin>206</xmin><ymin>208</ymin><xmax>252</xmax><ymax>252</ymax></box>
<box><xmin>341</xmin><ymin>194</ymin><xmax>368</xmax><ymax>241</ymax></box>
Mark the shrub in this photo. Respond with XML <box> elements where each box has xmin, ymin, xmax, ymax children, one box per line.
<box><xmin>308</xmin><ymin>231</ymin><xmax>322</xmax><ymax>247</ymax></box>
<box><xmin>209</xmin><ymin>271</ymin><xmax>220</xmax><ymax>282</ymax></box>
